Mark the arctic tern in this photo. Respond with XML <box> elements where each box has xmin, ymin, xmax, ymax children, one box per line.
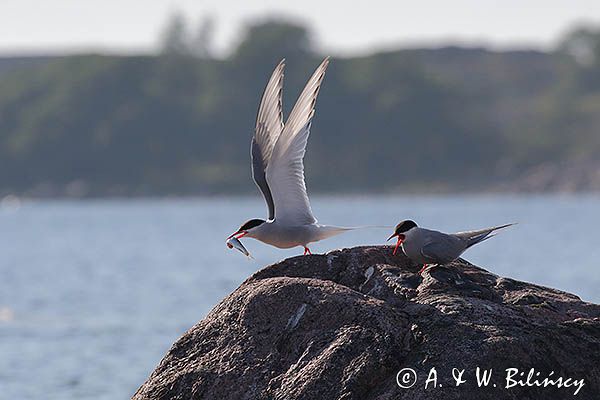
<box><xmin>387</xmin><ymin>220</ymin><xmax>515</xmax><ymax>274</ymax></box>
<box><xmin>227</xmin><ymin>58</ymin><xmax>352</xmax><ymax>255</ymax></box>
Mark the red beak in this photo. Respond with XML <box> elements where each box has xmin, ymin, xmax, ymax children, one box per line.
<box><xmin>392</xmin><ymin>237</ymin><xmax>403</xmax><ymax>255</ymax></box>
<box><xmin>227</xmin><ymin>231</ymin><xmax>247</xmax><ymax>240</ymax></box>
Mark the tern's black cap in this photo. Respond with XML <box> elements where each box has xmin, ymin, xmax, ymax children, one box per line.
<box><xmin>394</xmin><ymin>220</ymin><xmax>418</xmax><ymax>234</ymax></box>
<box><xmin>239</xmin><ymin>218</ymin><xmax>265</xmax><ymax>231</ymax></box>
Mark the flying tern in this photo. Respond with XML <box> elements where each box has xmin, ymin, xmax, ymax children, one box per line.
<box><xmin>387</xmin><ymin>220</ymin><xmax>514</xmax><ymax>274</ymax></box>
<box><xmin>227</xmin><ymin>58</ymin><xmax>351</xmax><ymax>255</ymax></box>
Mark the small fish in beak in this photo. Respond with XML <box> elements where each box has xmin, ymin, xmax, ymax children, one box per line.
<box><xmin>226</xmin><ymin>236</ymin><xmax>253</xmax><ymax>259</ymax></box>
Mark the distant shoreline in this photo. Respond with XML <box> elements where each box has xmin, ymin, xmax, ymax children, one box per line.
<box><xmin>3</xmin><ymin>159</ymin><xmax>600</xmax><ymax>199</ymax></box>
<box><xmin>2</xmin><ymin>188</ymin><xmax>599</xmax><ymax>203</ymax></box>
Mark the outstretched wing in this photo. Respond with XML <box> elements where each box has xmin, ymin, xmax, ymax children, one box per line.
<box><xmin>251</xmin><ymin>59</ymin><xmax>285</xmax><ymax>220</ymax></box>
<box><xmin>266</xmin><ymin>58</ymin><xmax>329</xmax><ymax>225</ymax></box>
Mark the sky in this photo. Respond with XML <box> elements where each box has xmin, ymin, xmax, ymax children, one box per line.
<box><xmin>1</xmin><ymin>0</ymin><xmax>599</xmax><ymax>56</ymax></box>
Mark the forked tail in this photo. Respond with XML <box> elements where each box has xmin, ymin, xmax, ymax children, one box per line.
<box><xmin>457</xmin><ymin>223</ymin><xmax>516</xmax><ymax>249</ymax></box>
<box><xmin>316</xmin><ymin>224</ymin><xmax>392</xmax><ymax>241</ymax></box>
<box><xmin>315</xmin><ymin>225</ymin><xmax>355</xmax><ymax>241</ymax></box>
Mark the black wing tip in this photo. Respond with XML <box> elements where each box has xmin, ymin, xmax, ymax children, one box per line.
<box><xmin>496</xmin><ymin>222</ymin><xmax>517</xmax><ymax>230</ymax></box>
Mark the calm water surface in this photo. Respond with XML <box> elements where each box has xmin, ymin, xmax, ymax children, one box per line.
<box><xmin>0</xmin><ymin>195</ymin><xmax>598</xmax><ymax>399</ymax></box>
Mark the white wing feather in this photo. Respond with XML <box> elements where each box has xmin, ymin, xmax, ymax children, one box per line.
<box><xmin>267</xmin><ymin>58</ymin><xmax>329</xmax><ymax>225</ymax></box>
<box><xmin>254</xmin><ymin>59</ymin><xmax>285</xmax><ymax>165</ymax></box>
<box><xmin>252</xmin><ymin>59</ymin><xmax>285</xmax><ymax>220</ymax></box>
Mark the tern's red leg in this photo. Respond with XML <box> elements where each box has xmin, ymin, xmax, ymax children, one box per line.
<box><xmin>418</xmin><ymin>264</ymin><xmax>429</xmax><ymax>275</ymax></box>
<box><xmin>303</xmin><ymin>246</ymin><xmax>312</xmax><ymax>255</ymax></box>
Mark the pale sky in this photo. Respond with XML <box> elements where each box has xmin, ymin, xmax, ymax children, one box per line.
<box><xmin>1</xmin><ymin>0</ymin><xmax>599</xmax><ymax>56</ymax></box>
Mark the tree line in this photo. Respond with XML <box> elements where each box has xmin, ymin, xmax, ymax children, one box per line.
<box><xmin>0</xmin><ymin>20</ymin><xmax>598</xmax><ymax>196</ymax></box>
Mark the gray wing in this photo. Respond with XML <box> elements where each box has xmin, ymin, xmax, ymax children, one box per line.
<box><xmin>266</xmin><ymin>57</ymin><xmax>329</xmax><ymax>225</ymax></box>
<box><xmin>454</xmin><ymin>223</ymin><xmax>515</xmax><ymax>248</ymax></box>
<box><xmin>251</xmin><ymin>59</ymin><xmax>285</xmax><ymax>220</ymax></box>
<box><xmin>420</xmin><ymin>232</ymin><xmax>466</xmax><ymax>264</ymax></box>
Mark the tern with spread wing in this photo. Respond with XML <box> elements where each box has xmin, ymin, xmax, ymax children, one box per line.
<box><xmin>227</xmin><ymin>58</ymin><xmax>351</xmax><ymax>255</ymax></box>
<box><xmin>387</xmin><ymin>220</ymin><xmax>514</xmax><ymax>274</ymax></box>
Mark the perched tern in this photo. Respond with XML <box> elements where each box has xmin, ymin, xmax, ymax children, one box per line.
<box><xmin>387</xmin><ymin>220</ymin><xmax>515</xmax><ymax>274</ymax></box>
<box><xmin>227</xmin><ymin>58</ymin><xmax>351</xmax><ymax>255</ymax></box>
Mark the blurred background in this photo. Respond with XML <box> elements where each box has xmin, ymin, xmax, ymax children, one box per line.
<box><xmin>0</xmin><ymin>1</ymin><xmax>599</xmax><ymax>399</ymax></box>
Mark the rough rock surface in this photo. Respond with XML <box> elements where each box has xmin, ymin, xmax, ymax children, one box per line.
<box><xmin>133</xmin><ymin>246</ymin><xmax>600</xmax><ymax>400</ymax></box>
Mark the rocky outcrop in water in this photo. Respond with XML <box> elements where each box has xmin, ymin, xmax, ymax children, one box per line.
<box><xmin>133</xmin><ymin>246</ymin><xmax>600</xmax><ymax>399</ymax></box>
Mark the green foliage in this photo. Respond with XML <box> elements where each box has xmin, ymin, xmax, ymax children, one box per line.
<box><xmin>158</xmin><ymin>12</ymin><xmax>215</xmax><ymax>58</ymax></box>
<box><xmin>0</xmin><ymin>21</ymin><xmax>598</xmax><ymax>195</ymax></box>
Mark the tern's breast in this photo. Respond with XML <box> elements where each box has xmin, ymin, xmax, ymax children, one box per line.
<box><xmin>401</xmin><ymin>229</ymin><xmax>428</xmax><ymax>264</ymax></box>
<box><xmin>252</xmin><ymin>222</ymin><xmax>314</xmax><ymax>249</ymax></box>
